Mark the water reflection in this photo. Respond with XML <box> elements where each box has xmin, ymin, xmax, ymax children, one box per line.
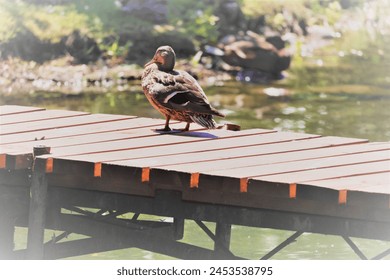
<box><xmin>2</xmin><ymin>81</ymin><xmax>390</xmax><ymax>142</ymax></box>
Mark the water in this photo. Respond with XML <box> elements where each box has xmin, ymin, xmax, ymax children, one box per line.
<box><xmin>11</xmin><ymin>218</ymin><xmax>390</xmax><ymax>260</ymax></box>
<box><xmin>3</xmin><ymin>80</ymin><xmax>390</xmax><ymax>141</ymax></box>
<box><xmin>2</xmin><ymin>30</ymin><xmax>390</xmax><ymax>259</ymax></box>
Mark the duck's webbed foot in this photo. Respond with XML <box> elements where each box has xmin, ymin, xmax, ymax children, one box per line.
<box><xmin>155</xmin><ymin>126</ymin><xmax>172</xmax><ymax>132</ymax></box>
<box><xmin>155</xmin><ymin>116</ymin><xmax>172</xmax><ymax>132</ymax></box>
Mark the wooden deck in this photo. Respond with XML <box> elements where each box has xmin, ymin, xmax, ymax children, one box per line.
<box><xmin>1</xmin><ymin>105</ymin><xmax>389</xmax><ymax>259</ymax></box>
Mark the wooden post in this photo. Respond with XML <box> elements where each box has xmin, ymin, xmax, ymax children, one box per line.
<box><xmin>26</xmin><ymin>146</ymin><xmax>50</xmax><ymax>259</ymax></box>
<box><xmin>214</xmin><ymin>222</ymin><xmax>231</xmax><ymax>256</ymax></box>
<box><xmin>173</xmin><ymin>218</ymin><xmax>184</xmax><ymax>240</ymax></box>
<box><xmin>0</xmin><ymin>204</ymin><xmax>14</xmax><ymax>259</ymax></box>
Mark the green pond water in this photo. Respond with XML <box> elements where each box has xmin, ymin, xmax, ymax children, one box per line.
<box><xmin>2</xmin><ymin>31</ymin><xmax>390</xmax><ymax>259</ymax></box>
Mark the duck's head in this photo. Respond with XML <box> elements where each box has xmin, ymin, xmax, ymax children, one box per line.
<box><xmin>145</xmin><ymin>45</ymin><xmax>176</xmax><ymax>71</ymax></box>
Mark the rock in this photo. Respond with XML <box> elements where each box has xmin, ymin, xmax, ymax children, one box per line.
<box><xmin>0</xmin><ymin>30</ymin><xmax>65</xmax><ymax>63</ymax></box>
<box><xmin>126</xmin><ymin>32</ymin><xmax>196</xmax><ymax>65</ymax></box>
<box><xmin>266</xmin><ymin>36</ymin><xmax>286</xmax><ymax>50</ymax></box>
<box><xmin>217</xmin><ymin>32</ymin><xmax>291</xmax><ymax>74</ymax></box>
<box><xmin>65</xmin><ymin>30</ymin><xmax>102</xmax><ymax>64</ymax></box>
<box><xmin>214</xmin><ymin>0</ymin><xmax>247</xmax><ymax>37</ymax></box>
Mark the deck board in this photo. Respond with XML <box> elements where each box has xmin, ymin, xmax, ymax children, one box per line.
<box><xmin>0</xmin><ymin>118</ymin><xmax>181</xmax><ymax>154</ymax></box>
<box><xmin>0</xmin><ymin>117</ymin><xmax>180</xmax><ymax>145</ymax></box>
<box><xmin>253</xmin><ymin>160</ymin><xmax>390</xmax><ymax>186</ymax></box>
<box><xmin>205</xmin><ymin>148</ymin><xmax>389</xmax><ymax>179</ymax></box>
<box><xmin>301</xmin><ymin>172</ymin><xmax>390</xmax><ymax>192</ymax></box>
<box><xmin>0</xmin><ymin>109</ymin><xmax>90</xmax><ymax>125</ymax></box>
<box><xmin>148</xmin><ymin>138</ymin><xmax>375</xmax><ymax>173</ymax></box>
<box><xmin>0</xmin><ymin>105</ymin><xmax>44</xmax><ymax>116</ymax></box>
<box><xmin>0</xmin><ymin>113</ymin><xmax>136</xmax><ymax>135</ymax></box>
<box><xmin>43</xmin><ymin>128</ymin><xmax>275</xmax><ymax>162</ymax></box>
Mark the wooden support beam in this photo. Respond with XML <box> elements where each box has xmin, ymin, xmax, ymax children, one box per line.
<box><xmin>372</xmin><ymin>247</ymin><xmax>390</xmax><ymax>260</ymax></box>
<box><xmin>0</xmin><ymin>183</ymin><xmax>30</xmax><ymax>259</ymax></box>
<box><xmin>173</xmin><ymin>218</ymin><xmax>184</xmax><ymax>240</ymax></box>
<box><xmin>0</xmin><ymin>211</ymin><xmax>14</xmax><ymax>259</ymax></box>
<box><xmin>51</xmin><ymin>188</ymin><xmax>390</xmax><ymax>242</ymax></box>
<box><xmin>214</xmin><ymin>222</ymin><xmax>232</xmax><ymax>256</ymax></box>
<box><xmin>342</xmin><ymin>236</ymin><xmax>368</xmax><ymax>260</ymax></box>
<box><xmin>195</xmin><ymin>220</ymin><xmax>235</xmax><ymax>258</ymax></box>
<box><xmin>261</xmin><ymin>231</ymin><xmax>303</xmax><ymax>260</ymax></box>
<box><xmin>41</xmin><ymin>214</ymin><xmax>244</xmax><ymax>260</ymax></box>
<box><xmin>26</xmin><ymin>146</ymin><xmax>51</xmax><ymax>259</ymax></box>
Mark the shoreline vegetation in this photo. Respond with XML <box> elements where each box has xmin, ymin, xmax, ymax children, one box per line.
<box><xmin>0</xmin><ymin>0</ymin><xmax>389</xmax><ymax>96</ymax></box>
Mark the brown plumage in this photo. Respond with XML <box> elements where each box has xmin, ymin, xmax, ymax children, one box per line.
<box><xmin>142</xmin><ymin>45</ymin><xmax>225</xmax><ymax>132</ymax></box>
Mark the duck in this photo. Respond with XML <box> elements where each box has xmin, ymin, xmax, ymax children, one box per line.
<box><xmin>142</xmin><ymin>45</ymin><xmax>225</xmax><ymax>132</ymax></box>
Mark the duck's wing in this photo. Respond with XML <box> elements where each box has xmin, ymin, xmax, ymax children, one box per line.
<box><xmin>145</xmin><ymin>70</ymin><xmax>224</xmax><ymax>117</ymax></box>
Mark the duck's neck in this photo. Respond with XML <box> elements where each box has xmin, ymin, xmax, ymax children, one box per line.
<box><xmin>158</xmin><ymin>58</ymin><xmax>175</xmax><ymax>72</ymax></box>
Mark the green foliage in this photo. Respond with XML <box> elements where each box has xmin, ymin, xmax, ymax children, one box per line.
<box><xmin>24</xmin><ymin>5</ymin><xmax>90</xmax><ymax>42</ymax></box>
<box><xmin>0</xmin><ymin>0</ymin><xmax>91</xmax><ymax>43</ymax></box>
<box><xmin>167</xmin><ymin>0</ymin><xmax>219</xmax><ymax>44</ymax></box>
<box><xmin>324</xmin><ymin>1</ymin><xmax>342</xmax><ymax>25</ymax></box>
<box><xmin>2</xmin><ymin>0</ymin><xmax>387</xmax><ymax>66</ymax></box>
<box><xmin>240</xmin><ymin>0</ymin><xmax>342</xmax><ymax>30</ymax></box>
<box><xmin>0</xmin><ymin>0</ymin><xmax>19</xmax><ymax>42</ymax></box>
<box><xmin>72</xmin><ymin>0</ymin><xmax>153</xmax><ymax>39</ymax></box>
<box><xmin>101</xmin><ymin>37</ymin><xmax>132</xmax><ymax>59</ymax></box>
<box><xmin>241</xmin><ymin>0</ymin><xmax>310</xmax><ymax>18</ymax></box>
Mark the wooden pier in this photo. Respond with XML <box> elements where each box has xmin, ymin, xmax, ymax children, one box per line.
<box><xmin>0</xmin><ymin>105</ymin><xmax>389</xmax><ymax>259</ymax></box>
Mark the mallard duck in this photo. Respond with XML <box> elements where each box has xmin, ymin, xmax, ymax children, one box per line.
<box><xmin>142</xmin><ymin>45</ymin><xmax>225</xmax><ymax>132</ymax></box>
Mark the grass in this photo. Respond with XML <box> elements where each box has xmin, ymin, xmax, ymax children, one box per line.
<box><xmin>0</xmin><ymin>0</ymin><xmax>91</xmax><ymax>43</ymax></box>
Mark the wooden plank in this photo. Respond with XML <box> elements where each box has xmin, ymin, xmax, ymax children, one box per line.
<box><xmin>0</xmin><ymin>118</ymin><xmax>179</xmax><ymax>154</ymax></box>
<box><xmin>110</xmin><ymin>136</ymin><xmax>356</xmax><ymax>169</ymax></box>
<box><xmin>0</xmin><ymin>105</ymin><xmax>44</xmax><ymax>116</ymax></box>
<box><xmin>0</xmin><ymin>119</ymin><xmax>246</xmax><ymax>170</ymax></box>
<box><xmin>198</xmin><ymin>141</ymin><xmax>384</xmax><ymax>173</ymax></box>
<box><xmin>0</xmin><ymin>109</ymin><xmax>90</xmax><ymax>125</ymax></box>
<box><xmin>35</xmin><ymin>129</ymin><xmax>274</xmax><ymax>176</ymax></box>
<box><xmin>0</xmin><ymin>113</ymin><xmax>136</xmax><ymax>135</ymax></box>
<box><xmin>301</xmin><ymin>172</ymin><xmax>390</xmax><ymax>193</ymax></box>
<box><xmin>202</xmin><ymin>148</ymin><xmax>389</xmax><ymax>179</ymax></box>
<box><xmin>0</xmin><ymin>117</ymin><xmax>176</xmax><ymax>145</ymax></box>
<box><xmin>143</xmin><ymin>138</ymin><xmax>375</xmax><ymax>173</ymax></box>
<box><xmin>296</xmin><ymin>172</ymin><xmax>390</xmax><ymax>210</ymax></box>
<box><xmin>70</xmin><ymin>130</ymin><xmax>318</xmax><ymax>167</ymax></box>
<box><xmin>41</xmin><ymin>128</ymin><xmax>277</xmax><ymax>162</ymax></box>
<box><xmin>251</xmin><ymin>160</ymin><xmax>390</xmax><ymax>186</ymax></box>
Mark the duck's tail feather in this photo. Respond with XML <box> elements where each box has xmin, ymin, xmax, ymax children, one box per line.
<box><xmin>190</xmin><ymin>114</ymin><xmax>217</xmax><ymax>129</ymax></box>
